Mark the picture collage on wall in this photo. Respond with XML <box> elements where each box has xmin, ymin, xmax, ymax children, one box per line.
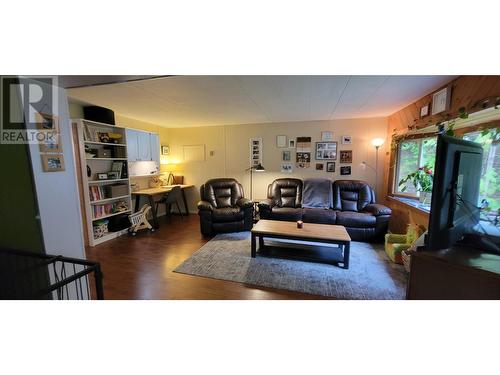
<box><xmin>38</xmin><ymin>113</ymin><xmax>65</xmax><ymax>172</ymax></box>
<box><xmin>253</xmin><ymin>132</ymin><xmax>353</xmax><ymax>175</ymax></box>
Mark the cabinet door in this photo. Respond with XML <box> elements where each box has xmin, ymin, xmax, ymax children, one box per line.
<box><xmin>150</xmin><ymin>133</ymin><xmax>160</xmax><ymax>164</ymax></box>
<box><xmin>137</xmin><ymin>131</ymin><xmax>151</xmax><ymax>161</ymax></box>
<box><xmin>126</xmin><ymin>129</ymin><xmax>139</xmax><ymax>161</ymax></box>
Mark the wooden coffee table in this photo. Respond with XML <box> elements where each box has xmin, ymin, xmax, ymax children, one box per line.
<box><xmin>251</xmin><ymin>219</ymin><xmax>352</xmax><ymax>269</ymax></box>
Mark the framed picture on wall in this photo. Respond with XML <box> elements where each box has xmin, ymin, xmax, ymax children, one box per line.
<box><xmin>161</xmin><ymin>145</ymin><xmax>170</xmax><ymax>155</ymax></box>
<box><xmin>281</xmin><ymin>163</ymin><xmax>293</xmax><ymax>173</ymax></box>
<box><xmin>339</xmin><ymin>150</ymin><xmax>352</xmax><ymax>164</ymax></box>
<box><xmin>340</xmin><ymin>166</ymin><xmax>351</xmax><ymax>175</ymax></box>
<box><xmin>282</xmin><ymin>150</ymin><xmax>291</xmax><ymax>161</ymax></box>
<box><xmin>41</xmin><ymin>154</ymin><xmax>65</xmax><ymax>172</ymax></box>
<box><xmin>249</xmin><ymin>138</ymin><xmax>263</xmax><ymax>167</ymax></box>
<box><xmin>341</xmin><ymin>135</ymin><xmax>352</xmax><ymax>145</ymax></box>
<box><xmin>326</xmin><ymin>162</ymin><xmax>335</xmax><ymax>172</ymax></box>
<box><xmin>315</xmin><ymin>163</ymin><xmax>324</xmax><ymax>171</ymax></box>
<box><xmin>315</xmin><ymin>141</ymin><xmax>337</xmax><ymax>160</ymax></box>
<box><xmin>321</xmin><ymin>131</ymin><xmax>333</xmax><ymax>141</ymax></box>
<box><xmin>431</xmin><ymin>86</ymin><xmax>451</xmax><ymax>115</ymax></box>
<box><xmin>288</xmin><ymin>138</ymin><xmax>296</xmax><ymax>148</ymax></box>
<box><xmin>276</xmin><ymin>135</ymin><xmax>287</xmax><ymax>148</ymax></box>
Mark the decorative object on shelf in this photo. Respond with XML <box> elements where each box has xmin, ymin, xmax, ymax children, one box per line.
<box><xmin>96</xmin><ymin>148</ymin><xmax>111</xmax><ymax>158</ymax></box>
<box><xmin>339</xmin><ymin>150</ymin><xmax>352</xmax><ymax>163</ymax></box>
<box><xmin>398</xmin><ymin>165</ymin><xmax>434</xmax><ymax>205</ymax></box>
<box><xmin>326</xmin><ymin>162</ymin><xmax>335</xmax><ymax>172</ymax></box>
<box><xmin>249</xmin><ymin>137</ymin><xmax>263</xmax><ymax>167</ymax></box>
<box><xmin>281</xmin><ymin>164</ymin><xmax>293</xmax><ymax>173</ymax></box>
<box><xmin>87</xmin><ymin>165</ymin><xmax>92</xmax><ymax>178</ymax></box>
<box><xmin>341</xmin><ymin>135</ymin><xmax>352</xmax><ymax>145</ymax></box>
<box><xmin>83</xmin><ymin>105</ymin><xmax>115</xmax><ymax>125</ymax></box>
<box><xmin>340</xmin><ymin>166</ymin><xmax>351</xmax><ymax>175</ymax></box>
<box><xmin>276</xmin><ymin>135</ymin><xmax>287</xmax><ymax>148</ymax></box>
<box><xmin>431</xmin><ymin>86</ymin><xmax>451</xmax><ymax>115</ymax></box>
<box><xmin>315</xmin><ymin>141</ymin><xmax>337</xmax><ymax>160</ymax></box>
<box><xmin>420</xmin><ymin>103</ymin><xmax>430</xmax><ymax>118</ymax></box>
<box><xmin>107</xmin><ymin>171</ymin><xmax>120</xmax><ymax>180</ymax></box>
<box><xmin>85</xmin><ymin>145</ymin><xmax>96</xmax><ymax>158</ymax></box>
<box><xmin>288</xmin><ymin>138</ymin><xmax>296</xmax><ymax>148</ymax></box>
<box><xmin>282</xmin><ymin>150</ymin><xmax>291</xmax><ymax>161</ymax></box>
<box><xmin>93</xmin><ymin>220</ymin><xmax>109</xmax><ymax>239</ymax></box>
<box><xmin>161</xmin><ymin>145</ymin><xmax>170</xmax><ymax>155</ymax></box>
<box><xmin>97</xmin><ymin>173</ymin><xmax>108</xmax><ymax>180</ymax></box>
<box><xmin>315</xmin><ymin>163</ymin><xmax>324</xmax><ymax>171</ymax></box>
<box><xmin>41</xmin><ymin>154</ymin><xmax>65</xmax><ymax>172</ymax></box>
<box><xmin>321</xmin><ymin>131</ymin><xmax>333</xmax><ymax>141</ymax></box>
<box><xmin>108</xmin><ymin>132</ymin><xmax>123</xmax><ymax>144</ymax></box>
<box><xmin>297</xmin><ymin>220</ymin><xmax>303</xmax><ymax>229</ymax></box>
<box><xmin>371</xmin><ymin>138</ymin><xmax>385</xmax><ymax>190</ymax></box>
<box><xmin>83</xmin><ymin>123</ymin><xmax>92</xmax><ymax>141</ymax></box>
<box><xmin>245</xmin><ymin>163</ymin><xmax>266</xmax><ymax>200</ymax></box>
<box><xmin>97</xmin><ymin>132</ymin><xmax>111</xmax><ymax>143</ymax></box>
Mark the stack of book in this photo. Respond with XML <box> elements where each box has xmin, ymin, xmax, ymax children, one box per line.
<box><xmin>92</xmin><ymin>201</ymin><xmax>129</xmax><ymax>219</ymax></box>
<box><xmin>89</xmin><ymin>185</ymin><xmax>106</xmax><ymax>201</ymax></box>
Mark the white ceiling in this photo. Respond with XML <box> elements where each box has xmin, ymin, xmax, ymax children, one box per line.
<box><xmin>68</xmin><ymin>75</ymin><xmax>455</xmax><ymax>128</ymax></box>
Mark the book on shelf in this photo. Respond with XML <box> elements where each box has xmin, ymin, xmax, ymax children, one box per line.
<box><xmin>89</xmin><ymin>185</ymin><xmax>105</xmax><ymax>201</ymax></box>
<box><xmin>92</xmin><ymin>201</ymin><xmax>129</xmax><ymax>219</ymax></box>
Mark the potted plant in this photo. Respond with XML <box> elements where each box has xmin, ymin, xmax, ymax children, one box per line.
<box><xmin>399</xmin><ymin>165</ymin><xmax>434</xmax><ymax>205</ymax></box>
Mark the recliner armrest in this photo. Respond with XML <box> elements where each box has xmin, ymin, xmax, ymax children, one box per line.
<box><xmin>363</xmin><ymin>203</ymin><xmax>391</xmax><ymax>216</ymax></box>
<box><xmin>237</xmin><ymin>198</ymin><xmax>254</xmax><ymax>209</ymax></box>
<box><xmin>197</xmin><ymin>200</ymin><xmax>214</xmax><ymax>212</ymax></box>
<box><xmin>258</xmin><ymin>199</ymin><xmax>275</xmax><ymax>210</ymax></box>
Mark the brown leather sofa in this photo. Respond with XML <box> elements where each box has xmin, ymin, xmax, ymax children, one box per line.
<box><xmin>258</xmin><ymin>179</ymin><xmax>391</xmax><ymax>241</ymax></box>
<box><xmin>197</xmin><ymin>178</ymin><xmax>254</xmax><ymax>236</ymax></box>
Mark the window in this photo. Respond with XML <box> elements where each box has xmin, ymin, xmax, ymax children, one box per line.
<box><xmin>395</xmin><ymin>137</ymin><xmax>437</xmax><ymax>196</ymax></box>
<box><xmin>463</xmin><ymin>128</ymin><xmax>499</xmax><ymax>214</ymax></box>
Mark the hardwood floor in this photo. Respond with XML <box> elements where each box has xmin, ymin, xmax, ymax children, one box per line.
<box><xmin>85</xmin><ymin>214</ymin><xmax>325</xmax><ymax>299</ymax></box>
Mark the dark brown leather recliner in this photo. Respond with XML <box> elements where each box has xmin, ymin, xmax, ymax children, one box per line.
<box><xmin>258</xmin><ymin>178</ymin><xmax>303</xmax><ymax>221</ymax></box>
<box><xmin>333</xmin><ymin>180</ymin><xmax>391</xmax><ymax>241</ymax></box>
<box><xmin>197</xmin><ymin>178</ymin><xmax>253</xmax><ymax>236</ymax></box>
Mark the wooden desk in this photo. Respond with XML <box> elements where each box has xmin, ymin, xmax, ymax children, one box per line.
<box><xmin>132</xmin><ymin>185</ymin><xmax>194</xmax><ymax>228</ymax></box>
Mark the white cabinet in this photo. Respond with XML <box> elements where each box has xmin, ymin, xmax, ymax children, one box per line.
<box><xmin>126</xmin><ymin>129</ymin><xmax>159</xmax><ymax>163</ymax></box>
<box><xmin>126</xmin><ymin>129</ymin><xmax>139</xmax><ymax>161</ymax></box>
<box><xmin>137</xmin><ymin>131</ymin><xmax>151</xmax><ymax>161</ymax></box>
<box><xmin>150</xmin><ymin>133</ymin><xmax>160</xmax><ymax>165</ymax></box>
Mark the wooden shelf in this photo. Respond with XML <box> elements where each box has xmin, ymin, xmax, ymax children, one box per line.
<box><xmin>82</xmin><ymin>119</ymin><xmax>120</xmax><ymax>129</ymax></box>
<box><xmin>84</xmin><ymin>141</ymin><xmax>126</xmax><ymax>147</ymax></box>
<box><xmin>90</xmin><ymin>195</ymin><xmax>130</xmax><ymax>204</ymax></box>
<box><xmin>88</xmin><ymin>178</ymin><xmax>129</xmax><ymax>184</ymax></box>
<box><xmin>92</xmin><ymin>228</ymin><xmax>130</xmax><ymax>246</ymax></box>
<box><xmin>92</xmin><ymin>210</ymin><xmax>131</xmax><ymax>221</ymax></box>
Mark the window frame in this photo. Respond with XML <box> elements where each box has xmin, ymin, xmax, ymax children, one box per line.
<box><xmin>393</xmin><ymin>136</ymin><xmax>435</xmax><ymax>199</ymax></box>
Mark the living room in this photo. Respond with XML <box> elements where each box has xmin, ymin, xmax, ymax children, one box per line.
<box><xmin>1</xmin><ymin>2</ymin><xmax>499</xmax><ymax>374</ymax></box>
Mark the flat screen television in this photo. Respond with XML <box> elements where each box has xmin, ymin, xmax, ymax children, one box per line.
<box><xmin>425</xmin><ymin>134</ymin><xmax>484</xmax><ymax>251</ymax></box>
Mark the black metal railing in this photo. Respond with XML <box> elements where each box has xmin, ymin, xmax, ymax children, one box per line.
<box><xmin>0</xmin><ymin>248</ymin><xmax>104</xmax><ymax>300</ymax></box>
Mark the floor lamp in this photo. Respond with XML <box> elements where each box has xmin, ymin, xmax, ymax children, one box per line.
<box><xmin>371</xmin><ymin>138</ymin><xmax>385</xmax><ymax>198</ymax></box>
<box><xmin>245</xmin><ymin>163</ymin><xmax>266</xmax><ymax>200</ymax></box>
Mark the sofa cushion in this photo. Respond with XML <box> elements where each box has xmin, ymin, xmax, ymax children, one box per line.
<box><xmin>336</xmin><ymin>211</ymin><xmax>376</xmax><ymax>228</ymax></box>
<box><xmin>212</xmin><ymin>207</ymin><xmax>244</xmax><ymax>222</ymax></box>
<box><xmin>270</xmin><ymin>207</ymin><xmax>303</xmax><ymax>221</ymax></box>
<box><xmin>302</xmin><ymin>208</ymin><xmax>336</xmax><ymax>224</ymax></box>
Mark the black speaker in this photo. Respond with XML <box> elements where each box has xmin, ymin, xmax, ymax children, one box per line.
<box><xmin>83</xmin><ymin>106</ymin><xmax>115</xmax><ymax>125</ymax></box>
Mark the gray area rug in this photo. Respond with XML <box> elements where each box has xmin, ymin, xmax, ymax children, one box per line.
<box><xmin>174</xmin><ymin>232</ymin><xmax>407</xmax><ymax>299</ymax></box>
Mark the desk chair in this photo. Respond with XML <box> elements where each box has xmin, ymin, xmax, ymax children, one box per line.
<box><xmin>156</xmin><ymin>186</ymin><xmax>184</xmax><ymax>222</ymax></box>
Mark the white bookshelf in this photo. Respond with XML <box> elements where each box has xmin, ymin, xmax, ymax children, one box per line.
<box><xmin>72</xmin><ymin>118</ymin><xmax>133</xmax><ymax>246</ymax></box>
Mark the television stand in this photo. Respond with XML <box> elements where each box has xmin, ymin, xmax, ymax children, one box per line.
<box><xmin>407</xmin><ymin>245</ymin><xmax>500</xmax><ymax>299</ymax></box>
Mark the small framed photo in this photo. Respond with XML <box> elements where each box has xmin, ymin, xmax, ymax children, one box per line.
<box><xmin>339</xmin><ymin>150</ymin><xmax>352</xmax><ymax>164</ymax></box>
<box><xmin>315</xmin><ymin>163</ymin><xmax>324</xmax><ymax>171</ymax></box>
<box><xmin>39</xmin><ymin>135</ymin><xmax>62</xmax><ymax>153</ymax></box>
<box><xmin>288</xmin><ymin>138</ymin><xmax>296</xmax><ymax>148</ymax></box>
<box><xmin>281</xmin><ymin>163</ymin><xmax>293</xmax><ymax>173</ymax></box>
<box><xmin>97</xmin><ymin>173</ymin><xmax>109</xmax><ymax>180</ymax></box>
<box><xmin>420</xmin><ymin>104</ymin><xmax>430</xmax><ymax>118</ymax></box>
<box><xmin>107</xmin><ymin>171</ymin><xmax>120</xmax><ymax>179</ymax></box>
<box><xmin>341</xmin><ymin>135</ymin><xmax>352</xmax><ymax>145</ymax></box>
<box><xmin>282</xmin><ymin>150</ymin><xmax>291</xmax><ymax>161</ymax></box>
<box><xmin>276</xmin><ymin>135</ymin><xmax>287</xmax><ymax>148</ymax></box>
<box><xmin>326</xmin><ymin>162</ymin><xmax>335</xmax><ymax>172</ymax></box>
<box><xmin>41</xmin><ymin>154</ymin><xmax>65</xmax><ymax>172</ymax></box>
<box><xmin>431</xmin><ymin>86</ymin><xmax>451</xmax><ymax>115</ymax></box>
<box><xmin>315</xmin><ymin>141</ymin><xmax>337</xmax><ymax>160</ymax></box>
<box><xmin>161</xmin><ymin>145</ymin><xmax>170</xmax><ymax>155</ymax></box>
<box><xmin>340</xmin><ymin>166</ymin><xmax>351</xmax><ymax>175</ymax></box>
<box><xmin>321</xmin><ymin>131</ymin><xmax>333</xmax><ymax>141</ymax></box>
